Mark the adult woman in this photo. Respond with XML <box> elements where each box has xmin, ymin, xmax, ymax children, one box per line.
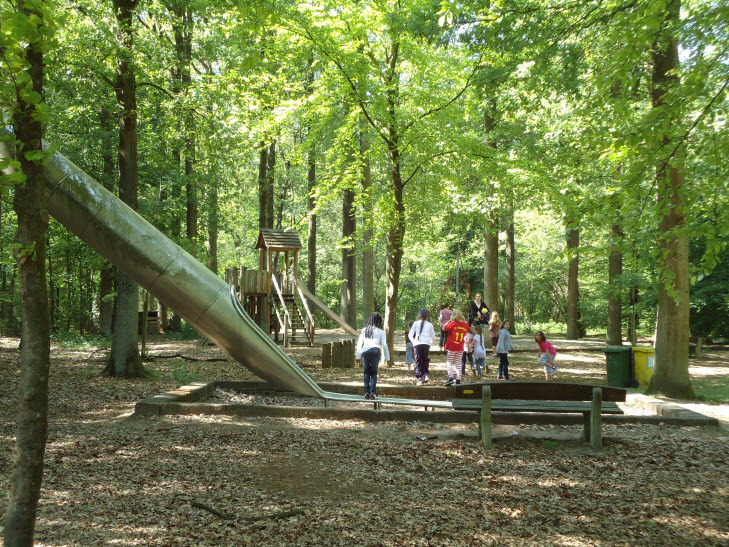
<box><xmin>468</xmin><ymin>292</ymin><xmax>491</xmax><ymax>327</ymax></box>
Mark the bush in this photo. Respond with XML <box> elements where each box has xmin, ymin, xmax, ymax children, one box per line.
<box><xmin>171</xmin><ymin>359</ymin><xmax>200</xmax><ymax>387</ymax></box>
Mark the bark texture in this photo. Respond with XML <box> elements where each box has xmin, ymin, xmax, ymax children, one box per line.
<box><xmin>106</xmin><ymin>0</ymin><xmax>144</xmax><ymax>377</ymax></box>
<box><xmin>648</xmin><ymin>0</ymin><xmax>692</xmax><ymax>398</ymax></box>
<box><xmin>4</xmin><ymin>2</ymin><xmax>51</xmax><ymax>542</ymax></box>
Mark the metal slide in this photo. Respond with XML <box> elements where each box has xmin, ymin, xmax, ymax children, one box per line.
<box><xmin>0</xmin><ymin>128</ymin><xmax>452</xmax><ymax>408</ymax></box>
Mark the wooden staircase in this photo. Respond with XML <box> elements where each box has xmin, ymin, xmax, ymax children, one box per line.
<box><xmin>278</xmin><ymin>293</ymin><xmax>312</xmax><ymax>345</ymax></box>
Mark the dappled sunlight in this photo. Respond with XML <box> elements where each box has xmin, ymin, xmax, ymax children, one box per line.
<box><xmin>2</xmin><ymin>337</ymin><xmax>729</xmax><ymax>544</ymax></box>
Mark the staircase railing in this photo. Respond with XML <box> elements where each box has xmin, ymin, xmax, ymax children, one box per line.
<box><xmin>270</xmin><ymin>273</ymin><xmax>291</xmax><ymax>347</ymax></box>
<box><xmin>291</xmin><ymin>275</ymin><xmax>358</xmax><ymax>336</ymax></box>
<box><xmin>292</xmin><ymin>276</ymin><xmax>315</xmax><ymax>345</ymax></box>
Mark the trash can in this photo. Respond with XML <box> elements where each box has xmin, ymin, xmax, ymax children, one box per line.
<box><xmin>603</xmin><ymin>346</ymin><xmax>632</xmax><ymax>387</ymax></box>
<box><xmin>632</xmin><ymin>346</ymin><xmax>656</xmax><ymax>389</ymax></box>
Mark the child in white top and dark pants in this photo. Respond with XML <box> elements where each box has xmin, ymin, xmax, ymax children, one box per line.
<box><xmin>356</xmin><ymin>312</ymin><xmax>390</xmax><ymax>399</ymax></box>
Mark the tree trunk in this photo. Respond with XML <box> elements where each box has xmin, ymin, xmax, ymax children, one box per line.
<box><xmin>341</xmin><ymin>186</ymin><xmax>356</xmax><ymax>326</ymax></box>
<box><xmin>47</xmin><ymin>241</ymin><xmax>55</xmax><ymax>331</ymax></box>
<box><xmin>106</xmin><ymin>0</ymin><xmax>143</xmax><ymax>377</ymax></box>
<box><xmin>98</xmin><ymin>108</ymin><xmax>116</xmax><ymax>336</ymax></box>
<box><xmin>566</xmin><ymin>221</ymin><xmax>582</xmax><ymax>339</ymax></box>
<box><xmin>258</xmin><ymin>142</ymin><xmax>275</xmax><ymax>230</ymax></box>
<box><xmin>484</xmin><ymin>215</ymin><xmax>499</xmax><ymax>313</ymax></box>
<box><xmin>504</xmin><ymin>202</ymin><xmax>515</xmax><ymax>332</ymax></box>
<box><xmin>648</xmin><ymin>0</ymin><xmax>692</xmax><ymax>398</ymax></box>
<box><xmin>266</xmin><ymin>141</ymin><xmax>276</xmax><ymax>229</ymax></box>
<box><xmin>3</xmin><ymin>2</ymin><xmax>51</xmax><ymax>541</ymax></box>
<box><xmin>306</xmin><ymin>146</ymin><xmax>317</xmax><ymax>297</ymax></box>
<box><xmin>606</xmin><ymin>207</ymin><xmax>623</xmax><ymax>346</ymax></box>
<box><xmin>361</xmin><ymin>127</ymin><xmax>374</xmax><ymax>320</ymax></box>
<box><xmin>206</xmin><ymin>173</ymin><xmax>218</xmax><ymax>273</ymax></box>
<box><xmin>483</xmin><ymin>99</ymin><xmax>499</xmax><ymax>313</ymax></box>
<box><xmin>384</xmin><ymin>145</ymin><xmax>405</xmax><ymax>365</ymax></box>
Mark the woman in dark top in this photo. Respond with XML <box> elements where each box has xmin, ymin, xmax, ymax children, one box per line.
<box><xmin>469</xmin><ymin>292</ymin><xmax>491</xmax><ymax>326</ymax></box>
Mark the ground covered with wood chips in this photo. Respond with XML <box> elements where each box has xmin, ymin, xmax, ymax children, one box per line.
<box><xmin>1</xmin><ymin>335</ymin><xmax>728</xmax><ymax>546</ymax></box>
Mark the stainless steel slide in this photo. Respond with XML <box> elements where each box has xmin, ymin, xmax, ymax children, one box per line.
<box><xmin>0</xmin><ymin>128</ymin><xmax>452</xmax><ymax>408</ymax></box>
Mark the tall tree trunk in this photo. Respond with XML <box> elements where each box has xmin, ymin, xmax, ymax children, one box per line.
<box><xmin>106</xmin><ymin>0</ymin><xmax>144</xmax><ymax>377</ymax></box>
<box><xmin>383</xmin><ymin>51</ymin><xmax>404</xmax><ymax>365</ymax></box>
<box><xmin>504</xmin><ymin>202</ymin><xmax>515</xmax><ymax>332</ymax></box>
<box><xmin>384</xmin><ymin>145</ymin><xmax>405</xmax><ymax>365</ymax></box>
<box><xmin>47</xmin><ymin>240</ymin><xmax>55</xmax><ymax>331</ymax></box>
<box><xmin>3</xmin><ymin>2</ymin><xmax>51</xmax><ymax>542</ymax></box>
<box><xmin>258</xmin><ymin>142</ymin><xmax>273</xmax><ymax>229</ymax></box>
<box><xmin>606</xmin><ymin>204</ymin><xmax>623</xmax><ymax>346</ymax></box>
<box><xmin>306</xmin><ymin>146</ymin><xmax>317</xmax><ymax>296</ymax></box>
<box><xmin>648</xmin><ymin>0</ymin><xmax>692</xmax><ymax>398</ymax></box>
<box><xmin>566</xmin><ymin>221</ymin><xmax>582</xmax><ymax>339</ymax></box>
<box><xmin>206</xmin><ymin>173</ymin><xmax>218</xmax><ymax>273</ymax></box>
<box><xmin>98</xmin><ymin>107</ymin><xmax>115</xmax><ymax>336</ymax></box>
<box><xmin>484</xmin><ymin>215</ymin><xmax>499</xmax><ymax>313</ymax></box>
<box><xmin>341</xmin><ymin>186</ymin><xmax>356</xmax><ymax>326</ymax></box>
<box><xmin>361</xmin><ymin>127</ymin><xmax>374</xmax><ymax>320</ymax></box>
<box><xmin>483</xmin><ymin>99</ymin><xmax>499</xmax><ymax>312</ymax></box>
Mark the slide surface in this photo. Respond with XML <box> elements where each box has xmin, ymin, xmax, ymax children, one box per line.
<box><xmin>1</xmin><ymin>128</ymin><xmax>452</xmax><ymax>408</ymax></box>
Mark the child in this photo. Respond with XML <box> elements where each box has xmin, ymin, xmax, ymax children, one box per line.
<box><xmin>356</xmin><ymin>312</ymin><xmax>390</xmax><ymax>399</ymax></box>
<box><xmin>409</xmin><ymin>309</ymin><xmax>436</xmax><ymax>386</ymax></box>
<box><xmin>489</xmin><ymin>311</ymin><xmax>501</xmax><ymax>357</ymax></box>
<box><xmin>496</xmin><ymin>320</ymin><xmax>513</xmax><ymax>381</ymax></box>
<box><xmin>535</xmin><ymin>331</ymin><xmax>557</xmax><ymax>381</ymax></box>
<box><xmin>442</xmin><ymin>309</ymin><xmax>470</xmax><ymax>386</ymax></box>
<box><xmin>404</xmin><ymin>321</ymin><xmax>414</xmax><ymax>370</ymax></box>
<box><xmin>472</xmin><ymin>325</ymin><xmax>488</xmax><ymax>376</ymax></box>
<box><xmin>461</xmin><ymin>326</ymin><xmax>476</xmax><ymax>376</ymax></box>
<box><xmin>438</xmin><ymin>304</ymin><xmax>452</xmax><ymax>350</ymax></box>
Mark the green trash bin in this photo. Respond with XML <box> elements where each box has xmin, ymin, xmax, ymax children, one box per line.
<box><xmin>603</xmin><ymin>346</ymin><xmax>632</xmax><ymax>387</ymax></box>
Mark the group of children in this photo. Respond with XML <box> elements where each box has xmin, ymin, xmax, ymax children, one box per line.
<box><xmin>405</xmin><ymin>303</ymin><xmax>559</xmax><ymax>386</ymax></box>
<box><xmin>355</xmin><ymin>303</ymin><xmax>558</xmax><ymax>399</ymax></box>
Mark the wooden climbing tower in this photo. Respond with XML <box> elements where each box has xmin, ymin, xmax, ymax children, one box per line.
<box><xmin>226</xmin><ymin>228</ymin><xmax>315</xmax><ymax>346</ymax></box>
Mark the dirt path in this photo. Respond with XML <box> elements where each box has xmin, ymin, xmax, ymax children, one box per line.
<box><xmin>1</xmin><ymin>336</ymin><xmax>728</xmax><ymax>545</ymax></box>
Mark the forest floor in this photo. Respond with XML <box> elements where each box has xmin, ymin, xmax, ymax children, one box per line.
<box><xmin>1</xmin><ymin>333</ymin><xmax>728</xmax><ymax>545</ymax></box>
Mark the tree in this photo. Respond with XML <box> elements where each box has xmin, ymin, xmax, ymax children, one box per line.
<box><xmin>1</xmin><ymin>0</ymin><xmax>54</xmax><ymax>543</ymax></box>
<box><xmin>648</xmin><ymin>0</ymin><xmax>692</xmax><ymax>397</ymax></box>
<box><xmin>106</xmin><ymin>0</ymin><xmax>144</xmax><ymax>377</ymax></box>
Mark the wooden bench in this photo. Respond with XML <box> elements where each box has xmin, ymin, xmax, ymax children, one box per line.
<box><xmin>452</xmin><ymin>382</ymin><xmax>627</xmax><ymax>451</ymax></box>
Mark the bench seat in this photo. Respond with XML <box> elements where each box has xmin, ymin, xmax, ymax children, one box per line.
<box><xmin>452</xmin><ymin>382</ymin><xmax>627</xmax><ymax>451</ymax></box>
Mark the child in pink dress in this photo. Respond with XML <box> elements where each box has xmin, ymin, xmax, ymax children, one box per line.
<box><xmin>535</xmin><ymin>331</ymin><xmax>557</xmax><ymax>381</ymax></box>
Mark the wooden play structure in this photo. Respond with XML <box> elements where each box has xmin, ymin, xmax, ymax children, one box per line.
<box><xmin>225</xmin><ymin>229</ymin><xmax>358</xmax><ymax>346</ymax></box>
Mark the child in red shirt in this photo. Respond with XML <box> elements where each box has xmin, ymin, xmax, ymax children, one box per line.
<box><xmin>442</xmin><ymin>309</ymin><xmax>470</xmax><ymax>385</ymax></box>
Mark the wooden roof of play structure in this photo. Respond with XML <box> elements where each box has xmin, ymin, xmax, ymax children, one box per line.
<box><xmin>255</xmin><ymin>228</ymin><xmax>302</xmax><ymax>252</ymax></box>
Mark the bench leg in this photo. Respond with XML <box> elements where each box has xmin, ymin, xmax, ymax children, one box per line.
<box><xmin>480</xmin><ymin>386</ymin><xmax>492</xmax><ymax>449</ymax></box>
<box><xmin>583</xmin><ymin>412</ymin><xmax>590</xmax><ymax>442</ymax></box>
<box><xmin>590</xmin><ymin>387</ymin><xmax>603</xmax><ymax>451</ymax></box>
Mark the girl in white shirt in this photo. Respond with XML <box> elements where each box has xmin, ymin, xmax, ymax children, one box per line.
<box><xmin>356</xmin><ymin>312</ymin><xmax>390</xmax><ymax>399</ymax></box>
<box><xmin>408</xmin><ymin>308</ymin><xmax>436</xmax><ymax>386</ymax></box>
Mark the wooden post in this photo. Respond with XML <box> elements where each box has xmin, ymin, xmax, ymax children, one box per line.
<box><xmin>481</xmin><ymin>385</ymin><xmax>492</xmax><ymax>449</ymax></box>
<box><xmin>332</xmin><ymin>342</ymin><xmax>342</xmax><ymax>369</ymax></box>
<box><xmin>262</xmin><ymin>295</ymin><xmax>270</xmax><ymax>334</ymax></box>
<box><xmin>283</xmin><ymin>313</ymin><xmax>289</xmax><ymax>347</ymax></box>
<box><xmin>322</xmin><ymin>343</ymin><xmax>331</xmax><ymax>368</ymax></box>
<box><xmin>285</xmin><ymin>251</ymin><xmax>291</xmax><ymax>291</ymax></box>
<box><xmin>591</xmin><ymin>387</ymin><xmax>603</xmax><ymax>451</ymax></box>
<box><xmin>240</xmin><ymin>266</ymin><xmax>247</xmax><ymax>299</ymax></box>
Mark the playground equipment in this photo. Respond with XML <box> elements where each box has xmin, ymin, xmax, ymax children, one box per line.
<box><xmin>0</xmin><ymin>128</ymin><xmax>448</xmax><ymax>408</ymax></box>
<box><xmin>224</xmin><ymin>229</ymin><xmax>358</xmax><ymax>346</ymax></box>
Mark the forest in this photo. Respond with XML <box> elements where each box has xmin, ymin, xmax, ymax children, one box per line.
<box><xmin>2</xmin><ymin>0</ymin><xmax>728</xmax><ymax>380</ymax></box>
<box><xmin>2</xmin><ymin>0</ymin><xmax>729</xmax><ymax>543</ymax></box>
